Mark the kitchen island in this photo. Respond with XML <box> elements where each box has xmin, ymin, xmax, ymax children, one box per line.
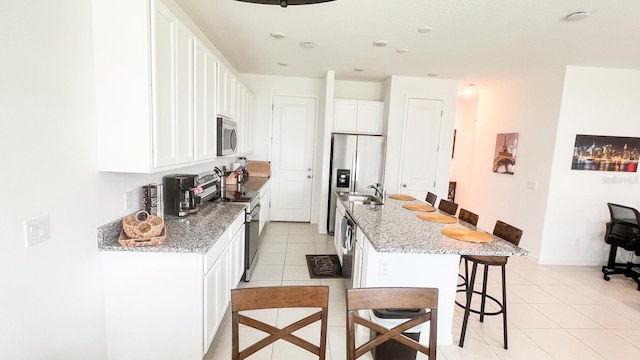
<box><xmin>339</xmin><ymin>195</ymin><xmax>528</xmax><ymax>346</ymax></box>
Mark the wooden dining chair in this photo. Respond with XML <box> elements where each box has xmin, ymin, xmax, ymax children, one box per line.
<box><xmin>346</xmin><ymin>287</ymin><xmax>438</xmax><ymax>360</ymax></box>
<box><xmin>425</xmin><ymin>192</ymin><xmax>438</xmax><ymax>206</ymax></box>
<box><xmin>231</xmin><ymin>286</ymin><xmax>329</xmax><ymax>360</ymax></box>
<box><xmin>458</xmin><ymin>220</ymin><xmax>523</xmax><ymax>350</ymax></box>
<box><xmin>437</xmin><ymin>199</ymin><xmax>458</xmax><ymax>216</ymax></box>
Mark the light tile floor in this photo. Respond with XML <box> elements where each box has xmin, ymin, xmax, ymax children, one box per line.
<box><xmin>208</xmin><ymin>222</ymin><xmax>640</xmax><ymax>360</ymax></box>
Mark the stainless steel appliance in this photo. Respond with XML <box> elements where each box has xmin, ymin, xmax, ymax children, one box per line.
<box><xmin>340</xmin><ymin>210</ymin><xmax>357</xmax><ymax>289</ymax></box>
<box><xmin>200</xmin><ymin>171</ymin><xmax>261</xmax><ymax>282</ymax></box>
<box><xmin>217</xmin><ymin>116</ymin><xmax>238</xmax><ymax>156</ymax></box>
<box><xmin>327</xmin><ymin>134</ymin><xmax>386</xmax><ymax>233</ymax></box>
<box><xmin>163</xmin><ymin>174</ymin><xmax>200</xmax><ymax>217</ymax></box>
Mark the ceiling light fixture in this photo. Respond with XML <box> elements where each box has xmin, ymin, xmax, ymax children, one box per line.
<box><xmin>427</xmin><ymin>73</ymin><xmax>438</xmax><ymax>77</ymax></box>
<box><xmin>354</xmin><ymin>67</ymin><xmax>365</xmax><ymax>72</ymax></box>
<box><xmin>565</xmin><ymin>10</ymin><xmax>590</xmax><ymax>21</ymax></box>
<box><xmin>235</xmin><ymin>0</ymin><xmax>335</xmax><ymax>8</ymax></box>
<box><xmin>300</xmin><ymin>41</ymin><xmax>316</xmax><ymax>48</ymax></box>
<box><xmin>373</xmin><ymin>40</ymin><xmax>389</xmax><ymax>47</ymax></box>
<box><xmin>270</xmin><ymin>32</ymin><xmax>287</xmax><ymax>39</ymax></box>
<box><xmin>397</xmin><ymin>48</ymin><xmax>409</xmax><ymax>54</ymax></box>
<box><xmin>418</xmin><ymin>26</ymin><xmax>433</xmax><ymax>34</ymax></box>
<box><xmin>277</xmin><ymin>62</ymin><xmax>289</xmax><ymax>66</ymax></box>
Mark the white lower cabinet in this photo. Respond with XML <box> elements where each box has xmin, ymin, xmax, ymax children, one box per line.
<box><xmin>102</xmin><ymin>211</ymin><xmax>245</xmax><ymax>360</ymax></box>
<box><xmin>258</xmin><ymin>180</ymin><xmax>270</xmax><ymax>235</ymax></box>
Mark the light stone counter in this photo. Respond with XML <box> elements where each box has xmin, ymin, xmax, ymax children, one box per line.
<box><xmin>97</xmin><ymin>202</ymin><xmax>246</xmax><ymax>253</ymax></box>
<box><xmin>342</xmin><ymin>196</ymin><xmax>529</xmax><ymax>257</ymax></box>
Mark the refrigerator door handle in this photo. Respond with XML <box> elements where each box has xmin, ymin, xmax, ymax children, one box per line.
<box><xmin>351</xmin><ymin>151</ymin><xmax>357</xmax><ymax>193</ymax></box>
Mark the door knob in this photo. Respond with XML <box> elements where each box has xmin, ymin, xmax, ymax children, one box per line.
<box><xmin>402</xmin><ymin>184</ymin><xmax>407</xmax><ymax>188</ymax></box>
<box><xmin>307</xmin><ymin>175</ymin><xmax>312</xmax><ymax>179</ymax></box>
<box><xmin>307</xmin><ymin>168</ymin><xmax>312</xmax><ymax>171</ymax></box>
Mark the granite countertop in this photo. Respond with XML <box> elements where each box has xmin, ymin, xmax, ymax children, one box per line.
<box><xmin>226</xmin><ymin>176</ymin><xmax>269</xmax><ymax>193</ymax></box>
<box><xmin>97</xmin><ymin>202</ymin><xmax>246</xmax><ymax>253</ymax></box>
<box><xmin>342</xmin><ymin>196</ymin><xmax>529</xmax><ymax>257</ymax></box>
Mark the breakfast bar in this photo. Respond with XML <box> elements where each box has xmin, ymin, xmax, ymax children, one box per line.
<box><xmin>339</xmin><ymin>195</ymin><xmax>529</xmax><ymax>345</ymax></box>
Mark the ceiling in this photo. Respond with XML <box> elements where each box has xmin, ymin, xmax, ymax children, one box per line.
<box><xmin>174</xmin><ymin>0</ymin><xmax>640</xmax><ymax>88</ymax></box>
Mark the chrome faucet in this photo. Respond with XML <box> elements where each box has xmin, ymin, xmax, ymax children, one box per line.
<box><xmin>368</xmin><ymin>183</ymin><xmax>385</xmax><ymax>200</ymax></box>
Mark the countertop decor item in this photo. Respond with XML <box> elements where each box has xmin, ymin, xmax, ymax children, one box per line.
<box><xmin>402</xmin><ymin>204</ymin><xmax>436</xmax><ymax>212</ymax></box>
<box><xmin>417</xmin><ymin>213</ymin><xmax>457</xmax><ymax>224</ymax></box>
<box><xmin>441</xmin><ymin>228</ymin><xmax>493</xmax><ymax>243</ymax></box>
<box><xmin>388</xmin><ymin>194</ymin><xmax>416</xmax><ymax>201</ymax></box>
<box><xmin>119</xmin><ymin>211</ymin><xmax>166</xmax><ymax>247</ymax></box>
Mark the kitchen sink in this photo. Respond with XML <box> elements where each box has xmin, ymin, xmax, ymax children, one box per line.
<box><xmin>339</xmin><ymin>193</ymin><xmax>384</xmax><ymax>206</ymax></box>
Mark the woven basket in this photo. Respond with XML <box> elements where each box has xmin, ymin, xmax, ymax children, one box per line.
<box><xmin>122</xmin><ymin>211</ymin><xmax>164</xmax><ymax>239</ymax></box>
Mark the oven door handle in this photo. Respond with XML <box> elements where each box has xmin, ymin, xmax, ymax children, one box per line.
<box><xmin>246</xmin><ymin>204</ymin><xmax>261</xmax><ymax>222</ymax></box>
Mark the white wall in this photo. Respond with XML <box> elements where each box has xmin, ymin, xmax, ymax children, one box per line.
<box><xmin>384</xmin><ymin>76</ymin><xmax>459</xmax><ymax>197</ymax></box>
<box><xmin>0</xmin><ymin>1</ymin><xmax>238</xmax><ymax>358</ymax></box>
<box><xmin>453</xmin><ymin>67</ymin><xmax>566</xmax><ymax>259</ymax></box>
<box><xmin>540</xmin><ymin>66</ymin><xmax>640</xmax><ymax>265</ymax></box>
<box><xmin>450</xmin><ymin>95</ymin><xmax>479</xmax><ymax>204</ymax></box>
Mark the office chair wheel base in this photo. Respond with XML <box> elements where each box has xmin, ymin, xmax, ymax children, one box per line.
<box><xmin>604</xmin><ymin>275</ymin><xmax>611</xmax><ymax>281</ymax></box>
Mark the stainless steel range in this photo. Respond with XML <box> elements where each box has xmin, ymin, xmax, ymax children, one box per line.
<box><xmin>198</xmin><ymin>171</ymin><xmax>261</xmax><ymax>282</ymax></box>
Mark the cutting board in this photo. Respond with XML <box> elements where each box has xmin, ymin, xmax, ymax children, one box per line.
<box><xmin>441</xmin><ymin>228</ymin><xmax>493</xmax><ymax>243</ymax></box>
<box><xmin>246</xmin><ymin>161</ymin><xmax>270</xmax><ymax>178</ymax></box>
<box><xmin>417</xmin><ymin>213</ymin><xmax>457</xmax><ymax>224</ymax></box>
<box><xmin>402</xmin><ymin>204</ymin><xmax>436</xmax><ymax>212</ymax></box>
<box><xmin>388</xmin><ymin>194</ymin><xmax>416</xmax><ymax>201</ymax></box>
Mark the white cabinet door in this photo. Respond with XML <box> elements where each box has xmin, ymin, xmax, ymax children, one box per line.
<box><xmin>203</xmin><ymin>256</ymin><xmax>222</xmax><ymax>353</ymax></box>
<box><xmin>333</xmin><ymin>100</ymin><xmax>358</xmax><ymax>132</ymax></box>
<box><xmin>230</xmin><ymin>224</ymin><xmax>246</xmax><ymax>288</ymax></box>
<box><xmin>356</xmin><ymin>101</ymin><xmax>383</xmax><ymax>134</ymax></box>
<box><xmin>217</xmin><ymin>247</ymin><xmax>231</xmax><ymax>321</ymax></box>
<box><xmin>194</xmin><ymin>39</ymin><xmax>218</xmax><ymax>161</ymax></box>
<box><xmin>175</xmin><ymin>21</ymin><xmax>195</xmax><ymax>164</ymax></box>
<box><xmin>217</xmin><ymin>62</ymin><xmax>235</xmax><ymax>118</ymax></box>
<box><xmin>333</xmin><ymin>99</ymin><xmax>384</xmax><ymax>135</ymax></box>
<box><xmin>353</xmin><ymin>228</ymin><xmax>365</xmax><ymax>289</ymax></box>
<box><xmin>258</xmin><ymin>181</ymin><xmax>270</xmax><ymax>235</ymax></box>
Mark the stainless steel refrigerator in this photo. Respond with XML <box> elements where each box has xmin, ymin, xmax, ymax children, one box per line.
<box><xmin>327</xmin><ymin>134</ymin><xmax>386</xmax><ymax>233</ymax></box>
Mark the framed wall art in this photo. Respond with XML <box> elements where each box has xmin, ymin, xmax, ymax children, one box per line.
<box><xmin>493</xmin><ymin>132</ymin><xmax>518</xmax><ymax>175</ymax></box>
<box><xmin>571</xmin><ymin>134</ymin><xmax>639</xmax><ymax>172</ymax></box>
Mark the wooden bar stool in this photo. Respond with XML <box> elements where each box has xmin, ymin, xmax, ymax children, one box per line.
<box><xmin>458</xmin><ymin>220</ymin><xmax>523</xmax><ymax>350</ymax></box>
<box><xmin>437</xmin><ymin>199</ymin><xmax>458</xmax><ymax>216</ymax></box>
<box><xmin>456</xmin><ymin>208</ymin><xmax>479</xmax><ymax>287</ymax></box>
<box><xmin>425</xmin><ymin>192</ymin><xmax>438</xmax><ymax>206</ymax></box>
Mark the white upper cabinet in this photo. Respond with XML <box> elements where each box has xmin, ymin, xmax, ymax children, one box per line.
<box><xmin>194</xmin><ymin>39</ymin><xmax>218</xmax><ymax>161</ymax></box>
<box><xmin>217</xmin><ymin>62</ymin><xmax>235</xmax><ymax>119</ymax></box>
<box><xmin>333</xmin><ymin>99</ymin><xmax>384</xmax><ymax>135</ymax></box>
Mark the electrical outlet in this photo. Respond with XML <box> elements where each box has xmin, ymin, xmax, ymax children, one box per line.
<box><xmin>379</xmin><ymin>260</ymin><xmax>390</xmax><ymax>275</ymax></box>
<box><xmin>574</xmin><ymin>237</ymin><xmax>581</xmax><ymax>246</ymax></box>
<box><xmin>24</xmin><ymin>216</ymin><xmax>51</xmax><ymax>247</ymax></box>
<box><xmin>125</xmin><ymin>191</ymin><xmax>134</xmax><ymax>210</ymax></box>
<box><xmin>527</xmin><ymin>181</ymin><xmax>537</xmax><ymax>190</ymax></box>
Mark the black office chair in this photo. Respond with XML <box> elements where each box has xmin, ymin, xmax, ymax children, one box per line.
<box><xmin>602</xmin><ymin>203</ymin><xmax>640</xmax><ymax>291</ymax></box>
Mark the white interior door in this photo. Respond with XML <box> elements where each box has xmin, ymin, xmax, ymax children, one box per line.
<box><xmin>399</xmin><ymin>99</ymin><xmax>443</xmax><ymax>200</ymax></box>
<box><xmin>270</xmin><ymin>96</ymin><xmax>316</xmax><ymax>221</ymax></box>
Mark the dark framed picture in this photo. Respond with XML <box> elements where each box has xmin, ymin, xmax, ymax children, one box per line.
<box><xmin>571</xmin><ymin>134</ymin><xmax>639</xmax><ymax>172</ymax></box>
<box><xmin>493</xmin><ymin>133</ymin><xmax>518</xmax><ymax>175</ymax></box>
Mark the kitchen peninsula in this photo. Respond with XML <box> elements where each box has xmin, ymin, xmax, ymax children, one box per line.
<box><xmin>340</xmin><ymin>195</ymin><xmax>528</xmax><ymax>345</ymax></box>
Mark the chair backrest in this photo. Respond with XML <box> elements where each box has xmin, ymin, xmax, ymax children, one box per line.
<box><xmin>606</xmin><ymin>203</ymin><xmax>640</xmax><ymax>249</ymax></box>
<box><xmin>607</xmin><ymin>202</ymin><xmax>640</xmax><ymax>226</ymax></box>
<box><xmin>437</xmin><ymin>199</ymin><xmax>458</xmax><ymax>216</ymax></box>
<box><xmin>493</xmin><ymin>220</ymin><xmax>523</xmax><ymax>246</ymax></box>
<box><xmin>458</xmin><ymin>208</ymin><xmax>479</xmax><ymax>226</ymax></box>
<box><xmin>231</xmin><ymin>286</ymin><xmax>329</xmax><ymax>360</ymax></box>
<box><xmin>425</xmin><ymin>192</ymin><xmax>437</xmax><ymax>206</ymax></box>
<box><xmin>346</xmin><ymin>287</ymin><xmax>438</xmax><ymax>360</ymax></box>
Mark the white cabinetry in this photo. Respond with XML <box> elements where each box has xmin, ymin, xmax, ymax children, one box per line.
<box><xmin>93</xmin><ymin>0</ymin><xmax>196</xmax><ymax>172</ymax></box>
<box><xmin>333</xmin><ymin>99</ymin><xmax>384</xmax><ymax>135</ymax></box>
<box><xmin>102</xmin><ymin>211</ymin><xmax>246</xmax><ymax>359</ymax></box>
<box><xmin>258</xmin><ymin>180</ymin><xmax>271</xmax><ymax>235</ymax></box>
<box><xmin>217</xmin><ymin>62</ymin><xmax>235</xmax><ymax>119</ymax></box>
<box><xmin>194</xmin><ymin>39</ymin><xmax>218</xmax><ymax>161</ymax></box>
<box><xmin>234</xmin><ymin>81</ymin><xmax>254</xmax><ymax>155</ymax></box>
<box><xmin>334</xmin><ymin>200</ymin><xmax>347</xmax><ymax>264</ymax></box>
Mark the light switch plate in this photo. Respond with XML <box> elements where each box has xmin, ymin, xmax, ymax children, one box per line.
<box><xmin>24</xmin><ymin>215</ymin><xmax>51</xmax><ymax>247</ymax></box>
<box><xmin>527</xmin><ymin>181</ymin><xmax>537</xmax><ymax>190</ymax></box>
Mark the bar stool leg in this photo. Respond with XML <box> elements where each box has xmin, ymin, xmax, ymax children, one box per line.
<box><xmin>459</xmin><ymin>261</ymin><xmax>478</xmax><ymax>347</ymax></box>
<box><xmin>501</xmin><ymin>264</ymin><xmax>508</xmax><ymax>349</ymax></box>
<box><xmin>479</xmin><ymin>265</ymin><xmax>489</xmax><ymax>323</ymax></box>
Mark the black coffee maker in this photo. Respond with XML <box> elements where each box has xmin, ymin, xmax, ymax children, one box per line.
<box><xmin>164</xmin><ymin>174</ymin><xmax>200</xmax><ymax>217</ymax></box>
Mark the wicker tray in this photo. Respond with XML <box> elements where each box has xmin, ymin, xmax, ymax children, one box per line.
<box><xmin>118</xmin><ymin>227</ymin><xmax>166</xmax><ymax>247</ymax></box>
<box><xmin>417</xmin><ymin>213</ymin><xmax>457</xmax><ymax>224</ymax></box>
<box><xmin>402</xmin><ymin>204</ymin><xmax>436</xmax><ymax>212</ymax></box>
<box><xmin>388</xmin><ymin>194</ymin><xmax>416</xmax><ymax>201</ymax></box>
<box><xmin>441</xmin><ymin>228</ymin><xmax>493</xmax><ymax>243</ymax></box>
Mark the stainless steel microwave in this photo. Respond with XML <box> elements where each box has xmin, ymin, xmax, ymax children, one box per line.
<box><xmin>217</xmin><ymin>116</ymin><xmax>238</xmax><ymax>156</ymax></box>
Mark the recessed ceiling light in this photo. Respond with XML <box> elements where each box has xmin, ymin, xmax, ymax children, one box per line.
<box><xmin>372</xmin><ymin>40</ymin><xmax>389</xmax><ymax>47</ymax></box>
<box><xmin>565</xmin><ymin>11</ymin><xmax>590</xmax><ymax>21</ymax></box>
<box><xmin>462</xmin><ymin>89</ymin><xmax>474</xmax><ymax>96</ymax></box>
<box><xmin>396</xmin><ymin>48</ymin><xmax>409</xmax><ymax>54</ymax></box>
<box><xmin>270</xmin><ymin>32</ymin><xmax>287</xmax><ymax>39</ymax></box>
<box><xmin>354</xmin><ymin>67</ymin><xmax>365</xmax><ymax>72</ymax></box>
<box><xmin>300</xmin><ymin>41</ymin><xmax>316</xmax><ymax>48</ymax></box>
<box><xmin>427</xmin><ymin>73</ymin><xmax>438</xmax><ymax>77</ymax></box>
<box><xmin>418</xmin><ymin>26</ymin><xmax>433</xmax><ymax>34</ymax></box>
<box><xmin>277</xmin><ymin>62</ymin><xmax>289</xmax><ymax>66</ymax></box>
